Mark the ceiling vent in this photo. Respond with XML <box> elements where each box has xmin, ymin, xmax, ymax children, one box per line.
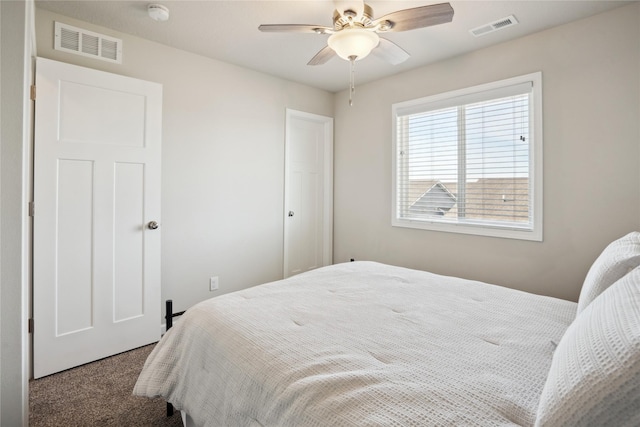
<box><xmin>469</xmin><ymin>15</ymin><xmax>518</xmax><ymax>37</ymax></box>
<box><xmin>54</xmin><ymin>22</ymin><xmax>123</xmax><ymax>64</ymax></box>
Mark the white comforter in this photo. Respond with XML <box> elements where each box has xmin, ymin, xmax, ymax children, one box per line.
<box><xmin>134</xmin><ymin>261</ymin><xmax>576</xmax><ymax>426</ymax></box>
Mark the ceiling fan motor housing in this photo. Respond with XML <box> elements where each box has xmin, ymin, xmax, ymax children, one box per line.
<box><xmin>333</xmin><ymin>4</ymin><xmax>374</xmax><ymax>30</ymax></box>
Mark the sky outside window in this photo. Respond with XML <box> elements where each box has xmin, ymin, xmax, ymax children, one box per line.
<box><xmin>407</xmin><ymin>94</ymin><xmax>529</xmax><ymax>182</ymax></box>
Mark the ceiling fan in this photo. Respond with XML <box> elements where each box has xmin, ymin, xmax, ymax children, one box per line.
<box><xmin>259</xmin><ymin>1</ymin><xmax>454</xmax><ymax>104</ymax></box>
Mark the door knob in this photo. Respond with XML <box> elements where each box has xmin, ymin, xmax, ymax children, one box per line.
<box><xmin>288</xmin><ymin>211</ymin><xmax>294</xmax><ymax>217</ymax></box>
<box><xmin>148</xmin><ymin>221</ymin><xmax>159</xmax><ymax>230</ymax></box>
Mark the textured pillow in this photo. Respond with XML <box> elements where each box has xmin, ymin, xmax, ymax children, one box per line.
<box><xmin>576</xmin><ymin>231</ymin><xmax>640</xmax><ymax>314</ymax></box>
<box><xmin>535</xmin><ymin>267</ymin><xmax>640</xmax><ymax>426</ymax></box>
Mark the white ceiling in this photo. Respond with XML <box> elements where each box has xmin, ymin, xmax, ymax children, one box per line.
<box><xmin>35</xmin><ymin>0</ymin><xmax>631</xmax><ymax>92</ymax></box>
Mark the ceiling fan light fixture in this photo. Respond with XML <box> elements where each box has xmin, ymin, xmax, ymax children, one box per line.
<box><xmin>327</xmin><ymin>28</ymin><xmax>379</xmax><ymax>61</ymax></box>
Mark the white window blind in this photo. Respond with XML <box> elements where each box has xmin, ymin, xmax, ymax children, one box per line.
<box><xmin>392</xmin><ymin>73</ymin><xmax>542</xmax><ymax>241</ymax></box>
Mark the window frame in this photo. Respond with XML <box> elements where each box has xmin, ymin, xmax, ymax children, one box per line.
<box><xmin>391</xmin><ymin>72</ymin><xmax>543</xmax><ymax>241</ymax></box>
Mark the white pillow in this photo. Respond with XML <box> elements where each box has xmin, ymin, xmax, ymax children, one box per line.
<box><xmin>576</xmin><ymin>231</ymin><xmax>640</xmax><ymax>314</ymax></box>
<box><xmin>535</xmin><ymin>267</ymin><xmax>640</xmax><ymax>426</ymax></box>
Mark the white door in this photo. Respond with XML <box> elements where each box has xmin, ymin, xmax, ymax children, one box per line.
<box><xmin>33</xmin><ymin>57</ymin><xmax>162</xmax><ymax>378</ymax></box>
<box><xmin>283</xmin><ymin>109</ymin><xmax>333</xmax><ymax>278</ymax></box>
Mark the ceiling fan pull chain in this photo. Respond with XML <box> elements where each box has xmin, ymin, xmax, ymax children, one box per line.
<box><xmin>349</xmin><ymin>56</ymin><xmax>356</xmax><ymax>106</ymax></box>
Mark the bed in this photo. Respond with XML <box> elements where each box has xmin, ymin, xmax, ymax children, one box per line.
<box><xmin>134</xmin><ymin>233</ymin><xmax>640</xmax><ymax>427</ymax></box>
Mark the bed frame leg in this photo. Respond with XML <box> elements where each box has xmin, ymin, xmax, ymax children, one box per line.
<box><xmin>166</xmin><ymin>300</ymin><xmax>175</xmax><ymax>417</ymax></box>
<box><xmin>166</xmin><ymin>299</ymin><xmax>174</xmax><ymax>331</ymax></box>
<box><xmin>164</xmin><ymin>299</ymin><xmax>187</xmax><ymax>418</ymax></box>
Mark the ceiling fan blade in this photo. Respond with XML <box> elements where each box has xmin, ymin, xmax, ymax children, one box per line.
<box><xmin>373</xmin><ymin>37</ymin><xmax>410</xmax><ymax>65</ymax></box>
<box><xmin>373</xmin><ymin>3</ymin><xmax>454</xmax><ymax>32</ymax></box>
<box><xmin>258</xmin><ymin>24</ymin><xmax>333</xmax><ymax>34</ymax></box>
<box><xmin>307</xmin><ymin>45</ymin><xmax>337</xmax><ymax>66</ymax></box>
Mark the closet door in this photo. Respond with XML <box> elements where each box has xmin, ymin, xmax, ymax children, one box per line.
<box><xmin>33</xmin><ymin>57</ymin><xmax>162</xmax><ymax>378</ymax></box>
<box><xmin>283</xmin><ymin>109</ymin><xmax>333</xmax><ymax>277</ymax></box>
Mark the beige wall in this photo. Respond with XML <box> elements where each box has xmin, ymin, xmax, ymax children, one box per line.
<box><xmin>333</xmin><ymin>3</ymin><xmax>640</xmax><ymax>302</ymax></box>
<box><xmin>34</xmin><ymin>8</ymin><xmax>334</xmax><ymax>319</ymax></box>
<box><xmin>33</xmin><ymin>4</ymin><xmax>640</xmax><ymax>307</ymax></box>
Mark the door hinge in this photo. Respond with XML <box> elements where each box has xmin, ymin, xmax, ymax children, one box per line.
<box><xmin>28</xmin><ymin>201</ymin><xmax>34</xmax><ymax>217</ymax></box>
<box><xmin>28</xmin><ymin>318</ymin><xmax>34</xmax><ymax>334</ymax></box>
<box><xmin>30</xmin><ymin>85</ymin><xmax>36</xmax><ymax>101</ymax></box>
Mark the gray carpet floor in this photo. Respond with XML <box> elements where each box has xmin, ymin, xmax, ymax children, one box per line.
<box><xmin>29</xmin><ymin>343</ymin><xmax>183</xmax><ymax>427</ymax></box>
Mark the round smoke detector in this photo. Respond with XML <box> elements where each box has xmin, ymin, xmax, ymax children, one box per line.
<box><xmin>148</xmin><ymin>4</ymin><xmax>170</xmax><ymax>22</ymax></box>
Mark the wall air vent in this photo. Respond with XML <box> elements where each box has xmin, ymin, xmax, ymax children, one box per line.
<box><xmin>54</xmin><ymin>22</ymin><xmax>123</xmax><ymax>64</ymax></box>
<box><xmin>469</xmin><ymin>15</ymin><xmax>519</xmax><ymax>37</ymax></box>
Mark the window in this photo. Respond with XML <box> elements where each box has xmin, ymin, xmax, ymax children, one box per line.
<box><xmin>392</xmin><ymin>72</ymin><xmax>542</xmax><ymax>241</ymax></box>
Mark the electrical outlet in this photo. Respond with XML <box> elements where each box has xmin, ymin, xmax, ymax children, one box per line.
<box><xmin>209</xmin><ymin>276</ymin><xmax>219</xmax><ymax>291</ymax></box>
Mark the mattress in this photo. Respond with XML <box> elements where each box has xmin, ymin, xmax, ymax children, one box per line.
<box><xmin>134</xmin><ymin>261</ymin><xmax>576</xmax><ymax>426</ymax></box>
